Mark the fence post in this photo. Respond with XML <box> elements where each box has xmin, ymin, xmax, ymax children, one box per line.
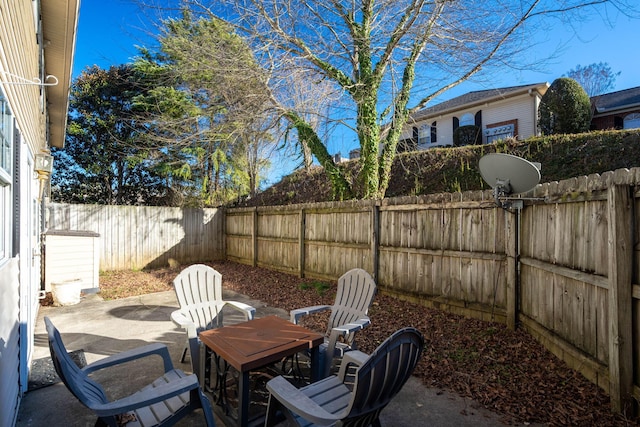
<box><xmin>607</xmin><ymin>184</ymin><xmax>633</xmax><ymax>415</ymax></box>
<box><xmin>299</xmin><ymin>208</ymin><xmax>306</xmax><ymax>278</ymax></box>
<box><xmin>252</xmin><ymin>207</ymin><xmax>258</xmax><ymax>267</ymax></box>
<box><xmin>371</xmin><ymin>203</ymin><xmax>380</xmax><ymax>283</ymax></box>
<box><xmin>505</xmin><ymin>208</ymin><xmax>517</xmax><ymax>330</ymax></box>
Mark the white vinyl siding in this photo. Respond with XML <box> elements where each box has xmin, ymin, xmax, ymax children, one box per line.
<box><xmin>1</xmin><ymin>1</ymin><xmax>50</xmax><ymax>423</ymax></box>
<box><xmin>482</xmin><ymin>96</ymin><xmax>539</xmax><ymax>140</ymax></box>
<box><xmin>412</xmin><ymin>91</ymin><xmax>542</xmax><ymax>148</ymax></box>
<box><xmin>0</xmin><ymin>258</ymin><xmax>20</xmax><ymax>427</ymax></box>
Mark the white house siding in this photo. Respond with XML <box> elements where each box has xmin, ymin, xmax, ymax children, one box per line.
<box><xmin>401</xmin><ymin>84</ymin><xmax>547</xmax><ymax>150</ymax></box>
<box><xmin>0</xmin><ymin>1</ymin><xmax>43</xmax><ymax>424</ymax></box>
<box><xmin>0</xmin><ymin>1</ymin><xmax>77</xmax><ymax>425</ymax></box>
<box><xmin>0</xmin><ymin>1</ymin><xmax>46</xmax><ymax>153</ymax></box>
<box><xmin>0</xmin><ymin>259</ymin><xmax>20</xmax><ymax>427</ymax></box>
<box><xmin>415</xmin><ymin>95</ymin><xmax>540</xmax><ymax>148</ymax></box>
<box><xmin>482</xmin><ymin>95</ymin><xmax>539</xmax><ymax>141</ymax></box>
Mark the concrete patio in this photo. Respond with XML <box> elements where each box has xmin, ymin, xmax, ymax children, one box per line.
<box><xmin>16</xmin><ymin>289</ymin><xmax>509</xmax><ymax>427</ymax></box>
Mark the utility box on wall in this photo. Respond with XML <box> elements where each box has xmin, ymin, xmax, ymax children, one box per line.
<box><xmin>44</xmin><ymin>230</ymin><xmax>100</xmax><ymax>293</ymax></box>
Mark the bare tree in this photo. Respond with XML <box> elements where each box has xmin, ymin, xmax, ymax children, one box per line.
<box><xmin>133</xmin><ymin>10</ymin><xmax>277</xmax><ymax>205</ymax></box>
<box><xmin>184</xmin><ymin>0</ymin><xmax>637</xmax><ymax>199</ymax></box>
<box><xmin>565</xmin><ymin>62</ymin><xmax>621</xmax><ymax>96</ymax></box>
<box><xmin>275</xmin><ymin>65</ymin><xmax>346</xmax><ymax>169</ymax></box>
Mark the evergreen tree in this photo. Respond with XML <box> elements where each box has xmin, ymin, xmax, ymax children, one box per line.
<box><xmin>52</xmin><ymin>65</ymin><xmax>167</xmax><ymax>205</ymax></box>
<box><xmin>538</xmin><ymin>78</ymin><xmax>592</xmax><ymax>135</ymax></box>
<box><xmin>133</xmin><ymin>11</ymin><xmax>273</xmax><ymax>206</ymax></box>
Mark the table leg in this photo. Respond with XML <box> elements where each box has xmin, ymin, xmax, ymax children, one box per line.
<box><xmin>309</xmin><ymin>347</ymin><xmax>320</xmax><ymax>382</ymax></box>
<box><xmin>238</xmin><ymin>370</ymin><xmax>250</xmax><ymax>427</ymax></box>
<box><xmin>204</xmin><ymin>348</ymin><xmax>213</xmax><ymax>391</ymax></box>
<box><xmin>199</xmin><ymin>342</ymin><xmax>206</xmax><ymax>390</ymax></box>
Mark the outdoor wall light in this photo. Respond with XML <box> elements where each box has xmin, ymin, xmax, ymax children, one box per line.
<box><xmin>34</xmin><ymin>152</ymin><xmax>53</xmax><ymax>200</ymax></box>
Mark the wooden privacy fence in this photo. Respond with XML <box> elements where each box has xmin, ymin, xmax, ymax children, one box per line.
<box><xmin>226</xmin><ymin>195</ymin><xmax>512</xmax><ymax>320</ymax></box>
<box><xmin>226</xmin><ymin>167</ymin><xmax>640</xmax><ymax>415</ymax></box>
<box><xmin>46</xmin><ymin>203</ymin><xmax>225</xmax><ymax>270</ymax></box>
<box><xmin>45</xmin><ymin>167</ymin><xmax>640</xmax><ymax>414</ymax></box>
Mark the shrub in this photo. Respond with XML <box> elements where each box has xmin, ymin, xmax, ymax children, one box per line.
<box><xmin>453</xmin><ymin>125</ymin><xmax>481</xmax><ymax>146</ymax></box>
<box><xmin>538</xmin><ymin>77</ymin><xmax>591</xmax><ymax>135</ymax></box>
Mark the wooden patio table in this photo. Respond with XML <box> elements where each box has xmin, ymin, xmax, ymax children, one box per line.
<box><xmin>198</xmin><ymin>315</ymin><xmax>324</xmax><ymax>427</ymax></box>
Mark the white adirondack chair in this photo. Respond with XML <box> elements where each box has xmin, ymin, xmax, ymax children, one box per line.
<box><xmin>45</xmin><ymin>317</ymin><xmax>215</xmax><ymax>427</ymax></box>
<box><xmin>265</xmin><ymin>327</ymin><xmax>424</xmax><ymax>427</ymax></box>
<box><xmin>290</xmin><ymin>268</ymin><xmax>377</xmax><ymax>378</ymax></box>
<box><xmin>170</xmin><ymin>264</ymin><xmax>256</xmax><ymax>381</ymax></box>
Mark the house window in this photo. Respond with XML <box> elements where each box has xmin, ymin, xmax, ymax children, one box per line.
<box><xmin>624</xmin><ymin>113</ymin><xmax>640</xmax><ymax>129</ymax></box>
<box><xmin>0</xmin><ymin>93</ymin><xmax>13</xmax><ymax>261</ymax></box>
<box><xmin>417</xmin><ymin>121</ymin><xmax>437</xmax><ymax>148</ymax></box>
<box><xmin>460</xmin><ymin>113</ymin><xmax>474</xmax><ymax>127</ymax></box>
<box><xmin>484</xmin><ymin>124</ymin><xmax>514</xmax><ymax>144</ymax></box>
<box><xmin>0</xmin><ymin>95</ymin><xmax>11</xmax><ymax>174</ymax></box>
<box><xmin>417</xmin><ymin>124</ymin><xmax>431</xmax><ymax>147</ymax></box>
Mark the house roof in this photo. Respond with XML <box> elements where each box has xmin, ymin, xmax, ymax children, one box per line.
<box><xmin>410</xmin><ymin>82</ymin><xmax>549</xmax><ymax>123</ymax></box>
<box><xmin>591</xmin><ymin>86</ymin><xmax>640</xmax><ymax>115</ymax></box>
<box><xmin>41</xmin><ymin>0</ymin><xmax>80</xmax><ymax>149</ymax></box>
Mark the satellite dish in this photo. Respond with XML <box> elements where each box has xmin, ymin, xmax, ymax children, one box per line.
<box><xmin>479</xmin><ymin>153</ymin><xmax>541</xmax><ymax>207</ymax></box>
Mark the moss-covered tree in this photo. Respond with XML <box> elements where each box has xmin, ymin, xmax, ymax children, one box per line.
<box><xmin>185</xmin><ymin>0</ymin><xmax>635</xmax><ymax>200</ymax></box>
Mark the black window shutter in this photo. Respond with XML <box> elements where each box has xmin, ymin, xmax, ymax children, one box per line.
<box><xmin>12</xmin><ymin>120</ymin><xmax>20</xmax><ymax>257</ymax></box>
<box><xmin>614</xmin><ymin>116</ymin><xmax>623</xmax><ymax>129</ymax></box>
<box><xmin>475</xmin><ymin>110</ymin><xmax>482</xmax><ymax>128</ymax></box>
<box><xmin>453</xmin><ymin>117</ymin><xmax>459</xmax><ymax>132</ymax></box>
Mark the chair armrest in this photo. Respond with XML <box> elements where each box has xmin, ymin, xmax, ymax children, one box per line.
<box><xmin>90</xmin><ymin>373</ymin><xmax>199</xmax><ymax>417</ymax></box>
<box><xmin>266</xmin><ymin>376</ymin><xmax>340</xmax><ymax>426</ymax></box>
<box><xmin>170</xmin><ymin>310</ymin><xmax>198</xmax><ymax>339</ymax></box>
<box><xmin>330</xmin><ymin>317</ymin><xmax>371</xmax><ymax>340</ymax></box>
<box><xmin>326</xmin><ymin>317</ymin><xmax>371</xmax><ymax>354</ymax></box>
<box><xmin>224</xmin><ymin>301</ymin><xmax>256</xmax><ymax>320</ymax></box>
<box><xmin>290</xmin><ymin>305</ymin><xmax>331</xmax><ymax>324</ymax></box>
<box><xmin>321</xmin><ymin>317</ymin><xmax>370</xmax><ymax>378</ymax></box>
<box><xmin>337</xmin><ymin>350</ymin><xmax>369</xmax><ymax>380</ymax></box>
<box><xmin>82</xmin><ymin>343</ymin><xmax>173</xmax><ymax>374</ymax></box>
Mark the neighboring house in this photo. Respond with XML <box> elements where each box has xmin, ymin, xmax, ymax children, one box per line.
<box><xmin>590</xmin><ymin>86</ymin><xmax>640</xmax><ymax>130</ymax></box>
<box><xmin>0</xmin><ymin>2</ymin><xmax>78</xmax><ymax>426</ymax></box>
<box><xmin>398</xmin><ymin>83</ymin><xmax>549</xmax><ymax>150</ymax></box>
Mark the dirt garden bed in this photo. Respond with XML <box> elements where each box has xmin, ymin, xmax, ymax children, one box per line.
<box><xmin>92</xmin><ymin>260</ymin><xmax>638</xmax><ymax>426</ymax></box>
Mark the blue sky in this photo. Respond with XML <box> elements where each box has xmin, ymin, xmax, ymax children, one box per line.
<box><xmin>72</xmin><ymin>1</ymin><xmax>640</xmax><ymax>183</ymax></box>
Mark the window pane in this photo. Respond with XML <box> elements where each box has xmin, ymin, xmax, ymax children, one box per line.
<box><xmin>0</xmin><ymin>94</ymin><xmax>12</xmax><ymax>173</ymax></box>
<box><xmin>0</xmin><ymin>92</ymin><xmax>12</xmax><ymax>261</ymax></box>
<box><xmin>418</xmin><ymin>124</ymin><xmax>430</xmax><ymax>146</ymax></box>
<box><xmin>484</xmin><ymin>124</ymin><xmax>514</xmax><ymax>144</ymax></box>
<box><xmin>624</xmin><ymin>113</ymin><xmax>640</xmax><ymax>130</ymax></box>
<box><xmin>0</xmin><ymin>183</ymin><xmax>5</xmax><ymax>260</ymax></box>
<box><xmin>460</xmin><ymin>113</ymin><xmax>474</xmax><ymax>127</ymax></box>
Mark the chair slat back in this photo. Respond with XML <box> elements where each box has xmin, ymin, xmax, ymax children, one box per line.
<box><xmin>345</xmin><ymin>328</ymin><xmax>424</xmax><ymax>423</ymax></box>
<box><xmin>44</xmin><ymin>317</ymin><xmax>109</xmax><ymax>409</ymax></box>
<box><xmin>173</xmin><ymin>264</ymin><xmax>225</xmax><ymax>331</ymax></box>
<box><xmin>328</xmin><ymin>269</ymin><xmax>377</xmax><ymax>339</ymax></box>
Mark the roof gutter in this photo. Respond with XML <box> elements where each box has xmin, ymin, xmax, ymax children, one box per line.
<box><xmin>41</xmin><ymin>0</ymin><xmax>80</xmax><ymax>149</ymax></box>
<box><xmin>412</xmin><ymin>83</ymin><xmax>549</xmax><ymax>122</ymax></box>
<box><xmin>594</xmin><ymin>102</ymin><xmax>640</xmax><ymax>115</ymax></box>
